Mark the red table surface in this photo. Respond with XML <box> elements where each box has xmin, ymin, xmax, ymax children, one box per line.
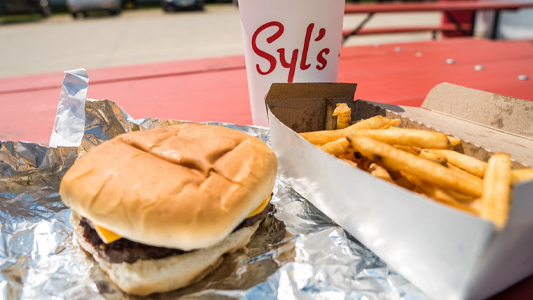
<box><xmin>1</xmin><ymin>38</ymin><xmax>532</xmax><ymax>145</ymax></box>
<box><xmin>1</xmin><ymin>37</ymin><xmax>533</xmax><ymax>298</ymax></box>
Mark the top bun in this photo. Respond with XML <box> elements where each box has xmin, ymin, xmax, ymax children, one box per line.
<box><xmin>59</xmin><ymin>124</ymin><xmax>277</xmax><ymax>251</ymax></box>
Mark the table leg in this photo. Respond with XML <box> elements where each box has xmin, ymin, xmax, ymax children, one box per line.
<box><xmin>491</xmin><ymin>10</ymin><xmax>501</xmax><ymax>39</ymax></box>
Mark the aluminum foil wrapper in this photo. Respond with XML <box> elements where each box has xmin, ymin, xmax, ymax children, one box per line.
<box><xmin>0</xmin><ymin>71</ymin><xmax>426</xmax><ymax>300</ymax></box>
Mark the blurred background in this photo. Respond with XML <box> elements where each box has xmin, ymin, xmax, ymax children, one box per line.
<box><xmin>1</xmin><ymin>0</ymin><xmax>532</xmax><ymax>78</ymax></box>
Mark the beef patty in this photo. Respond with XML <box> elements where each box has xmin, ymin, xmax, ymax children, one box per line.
<box><xmin>80</xmin><ymin>203</ymin><xmax>271</xmax><ymax>264</ymax></box>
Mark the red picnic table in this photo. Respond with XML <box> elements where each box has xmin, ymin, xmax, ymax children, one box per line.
<box><xmin>0</xmin><ymin>37</ymin><xmax>533</xmax><ymax>298</ymax></box>
<box><xmin>343</xmin><ymin>1</ymin><xmax>533</xmax><ymax>40</ymax></box>
<box><xmin>1</xmin><ymin>37</ymin><xmax>531</xmax><ymax>145</ymax></box>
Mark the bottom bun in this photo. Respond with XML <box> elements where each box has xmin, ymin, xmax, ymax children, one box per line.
<box><xmin>70</xmin><ymin>212</ymin><xmax>260</xmax><ymax>296</ymax></box>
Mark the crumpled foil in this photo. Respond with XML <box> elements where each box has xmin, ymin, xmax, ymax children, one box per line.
<box><xmin>1</xmin><ymin>102</ymin><xmax>427</xmax><ymax>299</ymax></box>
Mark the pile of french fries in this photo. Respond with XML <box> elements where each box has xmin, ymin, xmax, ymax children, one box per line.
<box><xmin>299</xmin><ymin>104</ymin><xmax>533</xmax><ymax>228</ymax></box>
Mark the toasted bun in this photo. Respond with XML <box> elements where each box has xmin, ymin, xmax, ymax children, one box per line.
<box><xmin>60</xmin><ymin>124</ymin><xmax>277</xmax><ymax>250</ymax></box>
<box><xmin>70</xmin><ymin>211</ymin><xmax>259</xmax><ymax>296</ymax></box>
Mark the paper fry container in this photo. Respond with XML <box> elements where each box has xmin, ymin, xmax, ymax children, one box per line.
<box><xmin>238</xmin><ymin>0</ymin><xmax>345</xmax><ymax>126</ymax></box>
<box><xmin>266</xmin><ymin>82</ymin><xmax>533</xmax><ymax>300</ymax></box>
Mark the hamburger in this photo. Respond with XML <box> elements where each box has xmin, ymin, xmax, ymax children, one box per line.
<box><xmin>59</xmin><ymin>124</ymin><xmax>278</xmax><ymax>295</ymax></box>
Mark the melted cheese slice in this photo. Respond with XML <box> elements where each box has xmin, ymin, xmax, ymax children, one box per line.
<box><xmin>94</xmin><ymin>224</ymin><xmax>122</xmax><ymax>244</ymax></box>
<box><xmin>94</xmin><ymin>194</ymin><xmax>272</xmax><ymax>244</ymax></box>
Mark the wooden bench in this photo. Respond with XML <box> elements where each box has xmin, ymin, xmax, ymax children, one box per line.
<box><xmin>343</xmin><ymin>1</ymin><xmax>533</xmax><ymax>43</ymax></box>
<box><xmin>342</xmin><ymin>24</ymin><xmax>473</xmax><ymax>40</ymax></box>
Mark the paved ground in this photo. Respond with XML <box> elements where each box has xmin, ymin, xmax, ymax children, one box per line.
<box><xmin>0</xmin><ymin>4</ymin><xmax>440</xmax><ymax>78</ymax></box>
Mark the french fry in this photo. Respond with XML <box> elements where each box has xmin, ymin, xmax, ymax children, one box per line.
<box><xmin>481</xmin><ymin>153</ymin><xmax>512</xmax><ymax>228</ymax></box>
<box><xmin>348</xmin><ymin>115</ymin><xmax>392</xmax><ymax>130</ymax></box>
<box><xmin>404</xmin><ymin>170</ymin><xmax>477</xmax><ymax>205</ymax></box>
<box><xmin>445</xmin><ymin>189</ymin><xmax>478</xmax><ymax>204</ymax></box>
<box><xmin>394</xmin><ymin>145</ymin><xmax>421</xmax><ymax>155</ymax></box>
<box><xmin>319</xmin><ymin>138</ymin><xmax>351</xmax><ymax>156</ymax></box>
<box><xmin>390</xmin><ymin>128</ymin><xmax>460</xmax><ymax>146</ymax></box>
<box><xmin>405</xmin><ymin>174</ymin><xmax>479</xmax><ymax>215</ymax></box>
<box><xmin>447</xmin><ymin>135</ymin><xmax>462</xmax><ymax>146</ymax></box>
<box><xmin>394</xmin><ymin>175</ymin><xmax>416</xmax><ymax>190</ymax></box>
<box><xmin>419</xmin><ymin>149</ymin><xmax>447</xmax><ymax>166</ymax></box>
<box><xmin>423</xmin><ymin>192</ymin><xmax>479</xmax><ymax>215</ymax></box>
<box><xmin>300</xmin><ymin>116</ymin><xmax>394</xmax><ymax>145</ymax></box>
<box><xmin>338</xmin><ymin>152</ymin><xmax>354</xmax><ymax>160</ymax></box>
<box><xmin>428</xmin><ymin>149</ymin><xmax>485</xmax><ymax>178</ymax></box>
<box><xmin>511</xmin><ymin>168</ymin><xmax>533</xmax><ymax>183</ymax></box>
<box><xmin>447</xmin><ymin>163</ymin><xmax>485</xmax><ymax>183</ymax></box>
<box><xmin>387</xmin><ymin>169</ymin><xmax>402</xmax><ymax>180</ymax></box>
<box><xmin>368</xmin><ymin>163</ymin><xmax>394</xmax><ymax>183</ymax></box>
<box><xmin>354</xmin><ymin>128</ymin><xmax>451</xmax><ymax>149</ymax></box>
<box><xmin>430</xmin><ymin>149</ymin><xmax>533</xmax><ymax>183</ymax></box>
<box><xmin>380</xmin><ymin>119</ymin><xmax>401</xmax><ymax>129</ymax></box>
<box><xmin>299</xmin><ymin>130</ymin><xmax>345</xmax><ymax>146</ymax></box>
<box><xmin>346</xmin><ymin>133</ymin><xmax>483</xmax><ymax>197</ymax></box>
<box><xmin>332</xmin><ymin>103</ymin><xmax>351</xmax><ymax>129</ymax></box>
<box><xmin>420</xmin><ymin>149</ymin><xmax>447</xmax><ymax>162</ymax></box>
<box><xmin>469</xmin><ymin>198</ymin><xmax>483</xmax><ymax>213</ymax></box>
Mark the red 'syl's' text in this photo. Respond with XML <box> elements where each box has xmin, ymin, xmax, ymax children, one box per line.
<box><xmin>252</xmin><ymin>22</ymin><xmax>330</xmax><ymax>83</ymax></box>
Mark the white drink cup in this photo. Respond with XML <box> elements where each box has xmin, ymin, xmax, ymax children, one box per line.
<box><xmin>238</xmin><ymin>0</ymin><xmax>345</xmax><ymax>126</ymax></box>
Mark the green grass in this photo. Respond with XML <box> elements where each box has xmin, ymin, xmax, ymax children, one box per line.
<box><xmin>0</xmin><ymin>14</ymin><xmax>45</xmax><ymax>24</ymax></box>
